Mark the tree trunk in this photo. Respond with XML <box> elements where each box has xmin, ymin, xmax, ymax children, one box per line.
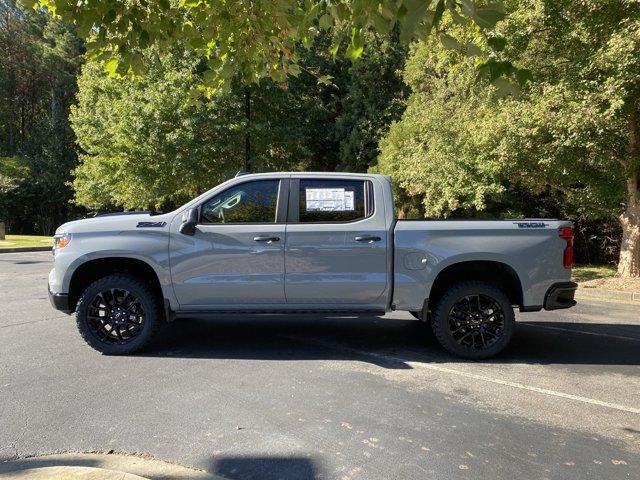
<box><xmin>618</xmin><ymin>178</ymin><xmax>640</xmax><ymax>277</ymax></box>
<box><xmin>51</xmin><ymin>87</ymin><xmax>57</xmax><ymax>129</ymax></box>
<box><xmin>617</xmin><ymin>113</ymin><xmax>640</xmax><ymax>277</ymax></box>
<box><xmin>7</xmin><ymin>106</ymin><xmax>15</xmax><ymax>154</ymax></box>
<box><xmin>7</xmin><ymin>89</ymin><xmax>15</xmax><ymax>155</ymax></box>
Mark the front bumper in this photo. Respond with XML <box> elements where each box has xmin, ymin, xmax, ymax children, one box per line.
<box><xmin>48</xmin><ymin>287</ymin><xmax>72</xmax><ymax>314</ymax></box>
<box><xmin>544</xmin><ymin>281</ymin><xmax>578</xmax><ymax>310</ymax></box>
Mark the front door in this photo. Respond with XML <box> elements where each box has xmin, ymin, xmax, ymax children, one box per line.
<box><xmin>170</xmin><ymin>178</ymin><xmax>287</xmax><ymax>307</ymax></box>
<box><xmin>284</xmin><ymin>177</ymin><xmax>389</xmax><ymax>307</ymax></box>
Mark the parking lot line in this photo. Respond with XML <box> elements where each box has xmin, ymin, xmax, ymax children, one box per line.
<box><xmin>0</xmin><ymin>316</ymin><xmax>67</xmax><ymax>329</ymax></box>
<box><xmin>403</xmin><ymin>361</ymin><xmax>640</xmax><ymax>415</ymax></box>
<box><xmin>520</xmin><ymin>322</ymin><xmax>640</xmax><ymax>342</ymax></box>
<box><xmin>287</xmin><ymin>335</ymin><xmax>640</xmax><ymax>416</ymax></box>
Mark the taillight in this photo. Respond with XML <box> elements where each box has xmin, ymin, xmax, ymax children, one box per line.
<box><xmin>559</xmin><ymin>226</ymin><xmax>574</xmax><ymax>268</ymax></box>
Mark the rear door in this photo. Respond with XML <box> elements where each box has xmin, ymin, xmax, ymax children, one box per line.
<box><xmin>284</xmin><ymin>177</ymin><xmax>389</xmax><ymax>307</ymax></box>
<box><xmin>170</xmin><ymin>178</ymin><xmax>288</xmax><ymax>307</ymax></box>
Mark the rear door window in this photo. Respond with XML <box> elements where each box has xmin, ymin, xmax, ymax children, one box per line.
<box><xmin>298</xmin><ymin>179</ymin><xmax>369</xmax><ymax>223</ymax></box>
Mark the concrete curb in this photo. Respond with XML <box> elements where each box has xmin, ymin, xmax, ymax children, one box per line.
<box><xmin>0</xmin><ymin>466</ymin><xmax>148</xmax><ymax>479</ymax></box>
<box><xmin>0</xmin><ymin>453</ymin><xmax>222</xmax><ymax>480</ymax></box>
<box><xmin>575</xmin><ymin>288</ymin><xmax>640</xmax><ymax>303</ymax></box>
<box><xmin>0</xmin><ymin>247</ymin><xmax>51</xmax><ymax>254</ymax></box>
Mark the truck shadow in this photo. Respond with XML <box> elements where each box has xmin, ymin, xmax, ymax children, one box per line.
<box><xmin>144</xmin><ymin>314</ymin><xmax>640</xmax><ymax>369</ymax></box>
<box><xmin>210</xmin><ymin>455</ymin><xmax>321</xmax><ymax>480</ymax></box>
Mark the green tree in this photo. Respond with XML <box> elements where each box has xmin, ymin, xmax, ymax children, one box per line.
<box><xmin>335</xmin><ymin>30</ymin><xmax>409</xmax><ymax>172</ymax></box>
<box><xmin>26</xmin><ymin>0</ymin><xmax>520</xmax><ymax>92</ymax></box>
<box><xmin>71</xmin><ymin>29</ymin><xmax>410</xmax><ymax>210</ymax></box>
<box><xmin>376</xmin><ymin>25</ymin><xmax>507</xmax><ymax>217</ymax></box>
<box><xmin>0</xmin><ymin>155</ymin><xmax>29</xmax><ymax>192</ymax></box>
<box><xmin>0</xmin><ymin>0</ymin><xmax>83</xmax><ymax>233</ymax></box>
<box><xmin>72</xmin><ymin>49</ymin><xmax>313</xmax><ymax>210</ymax></box>
<box><xmin>377</xmin><ymin>0</ymin><xmax>640</xmax><ymax>276</ymax></box>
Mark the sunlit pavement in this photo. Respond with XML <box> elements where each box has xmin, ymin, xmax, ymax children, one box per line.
<box><xmin>1</xmin><ymin>252</ymin><xmax>638</xmax><ymax>480</ymax></box>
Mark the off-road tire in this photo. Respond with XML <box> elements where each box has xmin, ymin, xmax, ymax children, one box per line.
<box><xmin>75</xmin><ymin>274</ymin><xmax>163</xmax><ymax>355</ymax></box>
<box><xmin>431</xmin><ymin>281</ymin><xmax>515</xmax><ymax>360</ymax></box>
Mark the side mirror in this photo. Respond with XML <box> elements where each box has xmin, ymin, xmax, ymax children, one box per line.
<box><xmin>179</xmin><ymin>208</ymin><xmax>199</xmax><ymax>236</ymax></box>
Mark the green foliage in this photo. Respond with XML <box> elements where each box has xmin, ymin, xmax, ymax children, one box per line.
<box><xmin>377</xmin><ymin>25</ymin><xmax>509</xmax><ymax>217</ymax></box>
<box><xmin>72</xmin><ymin>49</ymin><xmax>313</xmax><ymax>210</ymax></box>
<box><xmin>0</xmin><ymin>156</ymin><xmax>30</xmax><ymax>192</ymax></box>
<box><xmin>335</xmin><ymin>30</ymin><xmax>409</xmax><ymax>172</ymax></box>
<box><xmin>377</xmin><ymin>0</ymin><xmax>640</xmax><ymax>221</ymax></box>
<box><xmin>571</xmin><ymin>264</ymin><xmax>618</xmax><ymax>282</ymax></box>
<box><xmin>72</xmin><ymin>51</ymin><xmax>240</xmax><ymax>210</ymax></box>
<box><xmin>71</xmin><ymin>29</ymin><xmax>410</xmax><ymax>210</ymax></box>
<box><xmin>26</xmin><ymin>0</ymin><xmax>520</xmax><ymax>94</ymax></box>
<box><xmin>494</xmin><ymin>0</ymin><xmax>640</xmax><ymax>219</ymax></box>
<box><xmin>0</xmin><ymin>0</ymin><xmax>84</xmax><ymax>234</ymax></box>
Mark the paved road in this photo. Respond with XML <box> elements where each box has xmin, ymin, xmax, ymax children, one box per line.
<box><xmin>0</xmin><ymin>251</ymin><xmax>638</xmax><ymax>480</ymax></box>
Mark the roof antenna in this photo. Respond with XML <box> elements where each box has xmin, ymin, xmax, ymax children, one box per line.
<box><xmin>235</xmin><ymin>169</ymin><xmax>250</xmax><ymax>177</ymax></box>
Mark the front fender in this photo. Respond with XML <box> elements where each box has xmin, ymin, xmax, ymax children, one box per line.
<box><xmin>56</xmin><ymin>229</ymin><xmax>177</xmax><ymax>311</ymax></box>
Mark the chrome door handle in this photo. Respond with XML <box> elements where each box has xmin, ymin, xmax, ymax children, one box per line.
<box><xmin>253</xmin><ymin>235</ymin><xmax>280</xmax><ymax>243</ymax></box>
<box><xmin>355</xmin><ymin>235</ymin><xmax>381</xmax><ymax>243</ymax></box>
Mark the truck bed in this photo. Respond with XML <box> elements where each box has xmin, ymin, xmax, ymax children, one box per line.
<box><xmin>392</xmin><ymin>219</ymin><xmax>573</xmax><ymax>311</ymax></box>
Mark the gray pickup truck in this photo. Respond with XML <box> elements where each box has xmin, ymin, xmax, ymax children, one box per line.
<box><xmin>48</xmin><ymin>172</ymin><xmax>577</xmax><ymax>359</ymax></box>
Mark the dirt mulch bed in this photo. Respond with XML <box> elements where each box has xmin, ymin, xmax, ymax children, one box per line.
<box><xmin>577</xmin><ymin>276</ymin><xmax>640</xmax><ymax>292</ymax></box>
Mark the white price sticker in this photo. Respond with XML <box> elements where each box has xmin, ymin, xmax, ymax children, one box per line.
<box><xmin>305</xmin><ymin>188</ymin><xmax>355</xmax><ymax>212</ymax></box>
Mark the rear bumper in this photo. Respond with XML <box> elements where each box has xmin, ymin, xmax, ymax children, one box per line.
<box><xmin>544</xmin><ymin>281</ymin><xmax>577</xmax><ymax>310</ymax></box>
<box><xmin>48</xmin><ymin>287</ymin><xmax>72</xmax><ymax>314</ymax></box>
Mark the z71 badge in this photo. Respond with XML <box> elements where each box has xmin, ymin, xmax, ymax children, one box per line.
<box><xmin>136</xmin><ymin>221</ymin><xmax>167</xmax><ymax>228</ymax></box>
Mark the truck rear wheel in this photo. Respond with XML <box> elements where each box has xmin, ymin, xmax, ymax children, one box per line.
<box><xmin>75</xmin><ymin>274</ymin><xmax>163</xmax><ymax>355</ymax></box>
<box><xmin>431</xmin><ymin>281</ymin><xmax>514</xmax><ymax>360</ymax></box>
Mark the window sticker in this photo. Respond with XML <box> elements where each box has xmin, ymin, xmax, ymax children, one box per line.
<box><xmin>344</xmin><ymin>191</ymin><xmax>354</xmax><ymax>210</ymax></box>
<box><xmin>305</xmin><ymin>188</ymin><xmax>355</xmax><ymax>212</ymax></box>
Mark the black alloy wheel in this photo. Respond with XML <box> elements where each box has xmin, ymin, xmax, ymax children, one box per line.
<box><xmin>75</xmin><ymin>274</ymin><xmax>163</xmax><ymax>354</ymax></box>
<box><xmin>447</xmin><ymin>294</ymin><xmax>505</xmax><ymax>350</ymax></box>
<box><xmin>86</xmin><ymin>288</ymin><xmax>145</xmax><ymax>344</ymax></box>
<box><xmin>431</xmin><ymin>281</ymin><xmax>515</xmax><ymax>359</ymax></box>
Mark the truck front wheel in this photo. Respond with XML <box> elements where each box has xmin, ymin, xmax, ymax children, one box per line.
<box><xmin>431</xmin><ymin>281</ymin><xmax>515</xmax><ymax>360</ymax></box>
<box><xmin>75</xmin><ymin>274</ymin><xmax>163</xmax><ymax>355</ymax></box>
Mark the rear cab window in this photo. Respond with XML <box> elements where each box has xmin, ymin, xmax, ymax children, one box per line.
<box><xmin>296</xmin><ymin>179</ymin><xmax>373</xmax><ymax>223</ymax></box>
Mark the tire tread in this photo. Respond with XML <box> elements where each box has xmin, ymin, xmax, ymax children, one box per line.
<box><xmin>75</xmin><ymin>273</ymin><xmax>162</xmax><ymax>355</ymax></box>
<box><xmin>431</xmin><ymin>280</ymin><xmax>514</xmax><ymax>360</ymax></box>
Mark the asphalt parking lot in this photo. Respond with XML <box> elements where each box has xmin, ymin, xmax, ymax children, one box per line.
<box><xmin>0</xmin><ymin>251</ymin><xmax>638</xmax><ymax>479</ymax></box>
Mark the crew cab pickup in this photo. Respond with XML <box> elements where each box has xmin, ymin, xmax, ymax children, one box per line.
<box><xmin>49</xmin><ymin>172</ymin><xmax>577</xmax><ymax>359</ymax></box>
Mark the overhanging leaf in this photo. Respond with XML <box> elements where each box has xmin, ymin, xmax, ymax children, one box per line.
<box><xmin>319</xmin><ymin>14</ymin><xmax>332</xmax><ymax>30</ymax></box>
<box><xmin>439</xmin><ymin>33</ymin><xmax>463</xmax><ymax>52</ymax></box>
<box><xmin>346</xmin><ymin>26</ymin><xmax>364</xmax><ymax>60</ymax></box>
<box><xmin>515</xmin><ymin>68</ymin><xmax>533</xmax><ymax>86</ymax></box>
<box><xmin>472</xmin><ymin>8</ymin><xmax>505</xmax><ymax>29</ymax></box>
<box><xmin>104</xmin><ymin>57</ymin><xmax>119</xmax><ymax>76</ymax></box>
<box><xmin>487</xmin><ymin>36</ymin><xmax>506</xmax><ymax>52</ymax></box>
<box><xmin>492</xmin><ymin>77</ymin><xmax>520</xmax><ymax>98</ymax></box>
<box><xmin>431</xmin><ymin>0</ymin><xmax>446</xmax><ymax>31</ymax></box>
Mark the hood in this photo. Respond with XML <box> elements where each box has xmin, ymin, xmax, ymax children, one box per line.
<box><xmin>55</xmin><ymin>211</ymin><xmax>176</xmax><ymax>235</ymax></box>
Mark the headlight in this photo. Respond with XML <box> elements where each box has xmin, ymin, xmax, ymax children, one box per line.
<box><xmin>53</xmin><ymin>233</ymin><xmax>71</xmax><ymax>250</ymax></box>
